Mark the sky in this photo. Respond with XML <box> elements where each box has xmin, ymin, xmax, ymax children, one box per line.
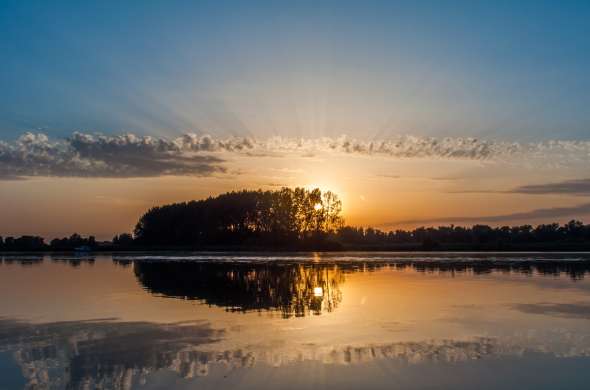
<box><xmin>1</xmin><ymin>0</ymin><xmax>590</xmax><ymax>239</ymax></box>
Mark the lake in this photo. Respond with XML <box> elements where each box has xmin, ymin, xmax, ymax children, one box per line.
<box><xmin>1</xmin><ymin>252</ymin><xmax>590</xmax><ymax>389</ymax></box>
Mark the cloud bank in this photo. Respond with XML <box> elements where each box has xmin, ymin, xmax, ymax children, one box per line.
<box><xmin>2</xmin><ymin>131</ymin><xmax>590</xmax><ymax>179</ymax></box>
<box><xmin>511</xmin><ymin>178</ymin><xmax>590</xmax><ymax>196</ymax></box>
<box><xmin>0</xmin><ymin>132</ymin><xmax>225</xmax><ymax>179</ymax></box>
<box><xmin>392</xmin><ymin>203</ymin><xmax>590</xmax><ymax>226</ymax></box>
<box><xmin>180</xmin><ymin>133</ymin><xmax>590</xmax><ymax>163</ymax></box>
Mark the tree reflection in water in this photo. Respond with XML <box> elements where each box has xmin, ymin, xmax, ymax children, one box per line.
<box><xmin>133</xmin><ymin>261</ymin><xmax>344</xmax><ymax>318</ymax></box>
<box><xmin>3</xmin><ymin>255</ymin><xmax>590</xmax><ymax>389</ymax></box>
<box><xmin>129</xmin><ymin>257</ymin><xmax>590</xmax><ymax>318</ymax></box>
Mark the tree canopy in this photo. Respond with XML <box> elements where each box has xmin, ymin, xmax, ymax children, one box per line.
<box><xmin>133</xmin><ymin>187</ymin><xmax>344</xmax><ymax>246</ymax></box>
<box><xmin>3</xmin><ymin>187</ymin><xmax>590</xmax><ymax>251</ymax></box>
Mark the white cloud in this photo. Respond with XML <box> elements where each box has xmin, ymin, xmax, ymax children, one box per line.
<box><xmin>2</xmin><ymin>131</ymin><xmax>590</xmax><ymax>179</ymax></box>
<box><xmin>0</xmin><ymin>132</ymin><xmax>225</xmax><ymax>179</ymax></box>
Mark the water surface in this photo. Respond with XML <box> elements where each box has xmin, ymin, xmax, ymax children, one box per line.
<box><xmin>1</xmin><ymin>252</ymin><xmax>590</xmax><ymax>389</ymax></box>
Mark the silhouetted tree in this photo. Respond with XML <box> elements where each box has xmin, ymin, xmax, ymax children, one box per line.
<box><xmin>49</xmin><ymin>234</ymin><xmax>97</xmax><ymax>251</ymax></box>
<box><xmin>0</xmin><ymin>235</ymin><xmax>46</xmax><ymax>251</ymax></box>
<box><xmin>113</xmin><ymin>233</ymin><xmax>134</xmax><ymax>247</ymax></box>
<box><xmin>4</xmin><ymin>237</ymin><xmax>14</xmax><ymax>249</ymax></box>
<box><xmin>4</xmin><ymin>188</ymin><xmax>590</xmax><ymax>251</ymax></box>
<box><xmin>330</xmin><ymin>220</ymin><xmax>590</xmax><ymax>250</ymax></box>
<box><xmin>133</xmin><ymin>187</ymin><xmax>344</xmax><ymax>247</ymax></box>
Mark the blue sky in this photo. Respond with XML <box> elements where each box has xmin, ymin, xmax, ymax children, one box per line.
<box><xmin>3</xmin><ymin>1</ymin><xmax>590</xmax><ymax>236</ymax></box>
<box><xmin>2</xmin><ymin>0</ymin><xmax>590</xmax><ymax>140</ymax></box>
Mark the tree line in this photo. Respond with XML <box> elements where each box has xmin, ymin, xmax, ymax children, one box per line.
<box><xmin>2</xmin><ymin>188</ymin><xmax>590</xmax><ymax>251</ymax></box>
<box><xmin>335</xmin><ymin>220</ymin><xmax>590</xmax><ymax>250</ymax></box>
<box><xmin>0</xmin><ymin>233</ymin><xmax>98</xmax><ymax>251</ymax></box>
<box><xmin>133</xmin><ymin>187</ymin><xmax>344</xmax><ymax>247</ymax></box>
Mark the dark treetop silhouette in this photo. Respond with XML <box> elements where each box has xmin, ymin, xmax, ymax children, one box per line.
<box><xmin>2</xmin><ymin>188</ymin><xmax>590</xmax><ymax>251</ymax></box>
<box><xmin>133</xmin><ymin>187</ymin><xmax>344</xmax><ymax>248</ymax></box>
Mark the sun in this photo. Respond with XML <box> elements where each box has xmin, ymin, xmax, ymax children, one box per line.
<box><xmin>314</xmin><ymin>203</ymin><xmax>323</xmax><ymax>211</ymax></box>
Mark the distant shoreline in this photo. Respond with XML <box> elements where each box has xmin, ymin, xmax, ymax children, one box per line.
<box><xmin>3</xmin><ymin>243</ymin><xmax>590</xmax><ymax>254</ymax></box>
<box><xmin>3</xmin><ymin>189</ymin><xmax>590</xmax><ymax>253</ymax></box>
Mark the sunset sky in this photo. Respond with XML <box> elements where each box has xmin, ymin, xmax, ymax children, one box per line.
<box><xmin>2</xmin><ymin>0</ymin><xmax>590</xmax><ymax>239</ymax></box>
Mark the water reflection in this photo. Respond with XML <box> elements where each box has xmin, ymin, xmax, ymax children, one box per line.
<box><xmin>2</xmin><ymin>254</ymin><xmax>590</xmax><ymax>389</ymax></box>
<box><xmin>133</xmin><ymin>261</ymin><xmax>344</xmax><ymax>318</ymax></box>
<box><xmin>127</xmin><ymin>257</ymin><xmax>590</xmax><ymax>317</ymax></box>
<box><xmin>5</xmin><ymin>253</ymin><xmax>590</xmax><ymax>280</ymax></box>
<box><xmin>392</xmin><ymin>259</ymin><xmax>590</xmax><ymax>280</ymax></box>
<box><xmin>0</xmin><ymin>318</ymin><xmax>224</xmax><ymax>389</ymax></box>
<box><xmin>513</xmin><ymin>302</ymin><xmax>590</xmax><ymax>319</ymax></box>
<box><xmin>2</xmin><ymin>317</ymin><xmax>590</xmax><ymax>390</ymax></box>
<box><xmin>0</xmin><ymin>256</ymin><xmax>96</xmax><ymax>268</ymax></box>
<box><xmin>51</xmin><ymin>256</ymin><xmax>96</xmax><ymax>267</ymax></box>
<box><xmin>0</xmin><ymin>256</ymin><xmax>44</xmax><ymax>266</ymax></box>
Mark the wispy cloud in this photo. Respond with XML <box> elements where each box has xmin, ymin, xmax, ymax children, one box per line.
<box><xmin>375</xmin><ymin>174</ymin><xmax>401</xmax><ymax>179</ymax></box>
<box><xmin>450</xmin><ymin>178</ymin><xmax>590</xmax><ymax>196</ymax></box>
<box><xmin>391</xmin><ymin>203</ymin><xmax>590</xmax><ymax>226</ymax></box>
<box><xmin>2</xmin><ymin>131</ymin><xmax>590</xmax><ymax>179</ymax></box>
<box><xmin>511</xmin><ymin>178</ymin><xmax>590</xmax><ymax>196</ymax></box>
<box><xmin>210</xmin><ymin>134</ymin><xmax>590</xmax><ymax>163</ymax></box>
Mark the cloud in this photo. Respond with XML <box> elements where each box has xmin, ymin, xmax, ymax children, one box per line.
<box><xmin>3</xmin><ymin>131</ymin><xmax>590</xmax><ymax>179</ymax></box>
<box><xmin>249</xmin><ymin>135</ymin><xmax>590</xmax><ymax>163</ymax></box>
<box><xmin>511</xmin><ymin>178</ymin><xmax>590</xmax><ymax>196</ymax></box>
<box><xmin>391</xmin><ymin>203</ymin><xmax>590</xmax><ymax>225</ymax></box>
<box><xmin>452</xmin><ymin>178</ymin><xmax>590</xmax><ymax>196</ymax></box>
<box><xmin>0</xmin><ymin>132</ymin><xmax>225</xmax><ymax>179</ymax></box>
<box><xmin>376</xmin><ymin>174</ymin><xmax>401</xmax><ymax>179</ymax></box>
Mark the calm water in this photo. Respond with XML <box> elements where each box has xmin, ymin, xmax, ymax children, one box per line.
<box><xmin>2</xmin><ymin>252</ymin><xmax>590</xmax><ymax>389</ymax></box>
